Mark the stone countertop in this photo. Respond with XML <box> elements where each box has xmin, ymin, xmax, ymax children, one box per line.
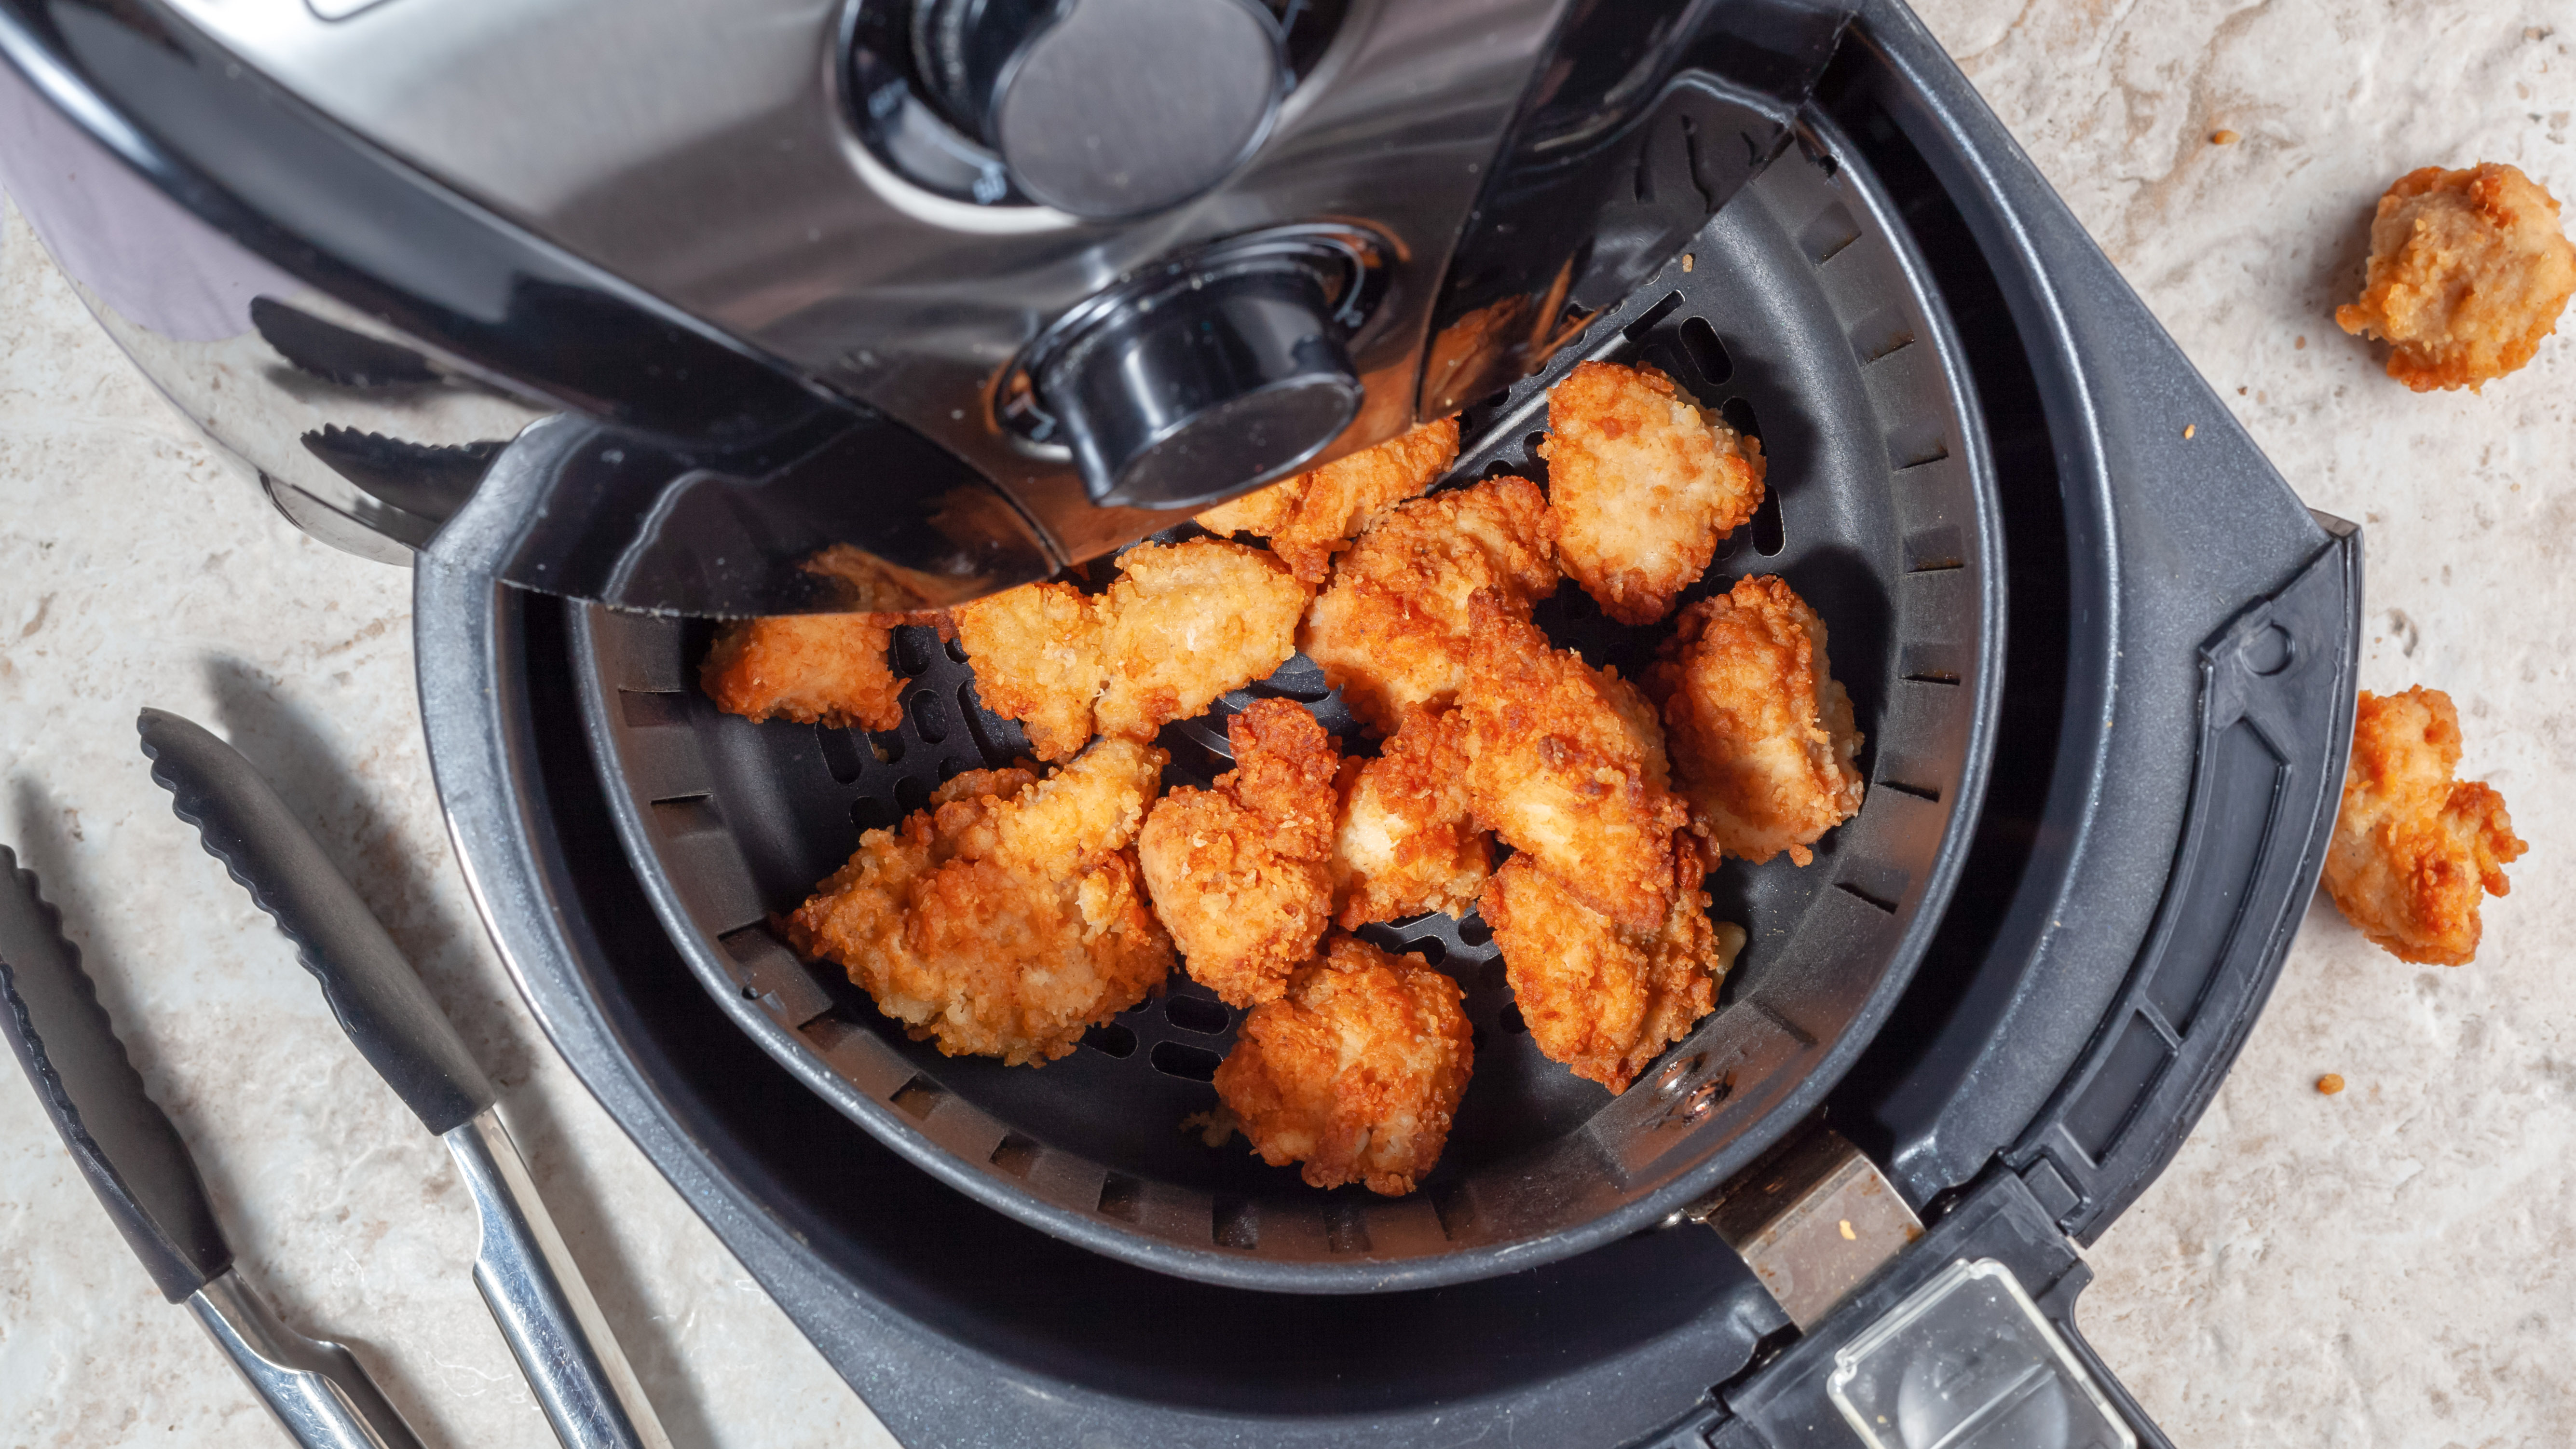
<box><xmin>2</xmin><ymin>1</ymin><xmax>2570</xmax><ymax>1444</ymax></box>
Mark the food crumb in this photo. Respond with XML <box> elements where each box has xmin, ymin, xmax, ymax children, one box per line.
<box><xmin>1682</xmin><ymin>253</ymin><xmax>1695</xmax><ymax>273</ymax></box>
<box><xmin>2211</xmin><ymin>128</ymin><xmax>2241</xmax><ymax>145</ymax></box>
<box><xmin>1180</xmin><ymin>1106</ymin><xmax>1242</xmax><ymax>1148</ymax></box>
<box><xmin>2183</xmin><ymin>423</ymin><xmax>2197</xmax><ymax>439</ymax></box>
<box><xmin>2317</xmin><ymin>1073</ymin><xmax>2345</xmax><ymax>1095</ymax></box>
<box><xmin>2295</xmin><ymin>335</ymin><xmax>2308</xmax><ymax>349</ymax></box>
<box><xmin>1839</xmin><ymin>1218</ymin><xmax>1856</xmax><ymax>1241</ymax></box>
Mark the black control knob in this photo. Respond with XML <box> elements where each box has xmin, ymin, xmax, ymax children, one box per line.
<box><xmin>914</xmin><ymin>0</ymin><xmax>1284</xmax><ymax>218</ymax></box>
<box><xmin>1036</xmin><ymin>260</ymin><xmax>1363</xmax><ymax>509</ymax></box>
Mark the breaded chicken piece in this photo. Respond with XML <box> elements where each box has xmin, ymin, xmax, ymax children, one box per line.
<box><xmin>1646</xmin><ymin>575</ymin><xmax>1865</xmax><ymax>867</ymax></box>
<box><xmin>702</xmin><ymin>614</ymin><xmax>921</xmax><ymax>732</ymax></box>
<box><xmin>1298</xmin><ymin>475</ymin><xmax>1559</xmax><ymax>736</ymax></box>
<box><xmin>1329</xmin><ymin>706</ymin><xmax>1490</xmax><ymax>927</ymax></box>
<box><xmin>1481</xmin><ymin>852</ymin><xmax>1744</xmax><ymax>1094</ymax></box>
<box><xmin>1097</xmin><ymin>538</ymin><xmax>1310</xmax><ymax>739</ymax></box>
<box><xmin>2323</xmin><ymin>687</ymin><xmax>2525</xmax><ymax>965</ymax></box>
<box><xmin>953</xmin><ymin>581</ymin><xmax>1109</xmax><ymax>762</ymax></box>
<box><xmin>1541</xmin><ymin>360</ymin><xmax>1766</xmax><ymax>626</ymax></box>
<box><xmin>782</xmin><ymin>738</ymin><xmax>1172</xmax><ymax>1064</ymax></box>
<box><xmin>1195</xmin><ymin>419</ymin><xmax>1463</xmax><ymax>584</ymax></box>
<box><xmin>2336</xmin><ymin>163</ymin><xmax>2576</xmax><ymax>392</ymax></box>
<box><xmin>1457</xmin><ymin>596</ymin><xmax>1687</xmax><ymax>932</ymax></box>
<box><xmin>1212</xmin><ymin>934</ymin><xmax>1473</xmax><ymax>1195</ymax></box>
<box><xmin>1138</xmin><ymin>701</ymin><xmax>1340</xmax><ymax>1008</ymax></box>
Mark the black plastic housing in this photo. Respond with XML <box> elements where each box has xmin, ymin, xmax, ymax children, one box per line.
<box><xmin>415</xmin><ymin>3</ymin><xmax>2359</xmax><ymax>1443</ymax></box>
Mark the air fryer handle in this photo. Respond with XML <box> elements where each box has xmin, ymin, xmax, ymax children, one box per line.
<box><xmin>1709</xmin><ymin>1166</ymin><xmax>2190</xmax><ymax>1448</ymax></box>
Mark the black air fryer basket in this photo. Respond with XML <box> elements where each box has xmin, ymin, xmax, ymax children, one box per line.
<box><xmin>415</xmin><ymin>2</ymin><xmax>2360</xmax><ymax>1445</ymax></box>
<box><xmin>572</xmin><ymin>108</ymin><xmax>2000</xmax><ymax>1293</ymax></box>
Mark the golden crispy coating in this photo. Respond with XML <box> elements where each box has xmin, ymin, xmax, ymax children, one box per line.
<box><xmin>1138</xmin><ymin>701</ymin><xmax>1340</xmax><ymax>1008</ymax></box>
<box><xmin>1212</xmin><ymin>934</ymin><xmax>1473</xmax><ymax>1195</ymax></box>
<box><xmin>1097</xmin><ymin>538</ymin><xmax>1310</xmax><ymax>739</ymax></box>
<box><xmin>782</xmin><ymin>739</ymin><xmax>1172</xmax><ymax>1064</ymax></box>
<box><xmin>1330</xmin><ymin>706</ymin><xmax>1490</xmax><ymax>927</ymax></box>
<box><xmin>701</xmin><ymin>615</ymin><xmax>913</xmax><ymax>732</ymax></box>
<box><xmin>1457</xmin><ymin>595</ymin><xmax>1687</xmax><ymax>933</ymax></box>
<box><xmin>1195</xmin><ymin>419</ymin><xmax>1462</xmax><ymax>585</ymax></box>
<box><xmin>1540</xmin><ymin>360</ymin><xmax>1766</xmax><ymax>626</ymax></box>
<box><xmin>953</xmin><ymin>581</ymin><xmax>1108</xmax><ymax>762</ymax></box>
<box><xmin>2323</xmin><ymin>687</ymin><xmax>2525</xmax><ymax>965</ymax></box>
<box><xmin>1298</xmin><ymin>475</ymin><xmax>1559</xmax><ymax>735</ymax></box>
<box><xmin>2336</xmin><ymin>163</ymin><xmax>2576</xmax><ymax>392</ymax></box>
<box><xmin>1481</xmin><ymin>852</ymin><xmax>1744</xmax><ymax>1094</ymax></box>
<box><xmin>1645</xmin><ymin>575</ymin><xmax>1865</xmax><ymax>867</ymax></box>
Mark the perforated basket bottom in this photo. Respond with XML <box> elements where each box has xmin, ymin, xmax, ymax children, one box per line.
<box><xmin>577</xmin><ymin>115</ymin><xmax>1997</xmax><ymax>1288</ymax></box>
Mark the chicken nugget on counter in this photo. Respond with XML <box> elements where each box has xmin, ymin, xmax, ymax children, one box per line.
<box><xmin>2335</xmin><ymin>162</ymin><xmax>2576</xmax><ymax>392</ymax></box>
<box><xmin>1480</xmin><ymin>851</ymin><xmax>1743</xmax><ymax>1094</ymax></box>
<box><xmin>1299</xmin><ymin>475</ymin><xmax>1559</xmax><ymax>736</ymax></box>
<box><xmin>1645</xmin><ymin>575</ymin><xmax>1865</xmax><ymax>867</ymax></box>
<box><xmin>1457</xmin><ymin>595</ymin><xmax>1688</xmax><ymax>933</ymax></box>
<box><xmin>953</xmin><ymin>581</ymin><xmax>1109</xmax><ymax>762</ymax></box>
<box><xmin>2323</xmin><ymin>686</ymin><xmax>2525</xmax><ymax>965</ymax></box>
<box><xmin>1196</xmin><ymin>418</ymin><xmax>1462</xmax><ymax>585</ymax></box>
<box><xmin>1541</xmin><ymin>360</ymin><xmax>1766</xmax><ymax>626</ymax></box>
<box><xmin>1212</xmin><ymin>934</ymin><xmax>1473</xmax><ymax>1195</ymax></box>
<box><xmin>1098</xmin><ymin>538</ymin><xmax>1310</xmax><ymax>739</ymax></box>
<box><xmin>701</xmin><ymin>613</ymin><xmax>934</xmax><ymax>732</ymax></box>
<box><xmin>1330</xmin><ymin>706</ymin><xmax>1490</xmax><ymax>927</ymax></box>
<box><xmin>1139</xmin><ymin>700</ymin><xmax>1341</xmax><ymax>1008</ymax></box>
<box><xmin>783</xmin><ymin>738</ymin><xmax>1172</xmax><ymax>1064</ymax></box>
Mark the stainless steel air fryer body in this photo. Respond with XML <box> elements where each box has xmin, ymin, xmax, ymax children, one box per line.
<box><xmin>0</xmin><ymin>0</ymin><xmax>1853</xmax><ymax>615</ymax></box>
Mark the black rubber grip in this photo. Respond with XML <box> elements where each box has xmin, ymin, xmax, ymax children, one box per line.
<box><xmin>0</xmin><ymin>847</ymin><xmax>231</xmax><ymax>1301</ymax></box>
<box><xmin>138</xmin><ymin>709</ymin><xmax>496</xmax><ymax>1135</ymax></box>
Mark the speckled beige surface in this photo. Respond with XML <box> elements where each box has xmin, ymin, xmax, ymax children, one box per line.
<box><xmin>2</xmin><ymin>2</ymin><xmax>2573</xmax><ymax>1445</ymax></box>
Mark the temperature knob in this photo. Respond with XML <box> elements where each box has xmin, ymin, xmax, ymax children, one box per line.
<box><xmin>913</xmin><ymin>0</ymin><xmax>1285</xmax><ymax>218</ymax></box>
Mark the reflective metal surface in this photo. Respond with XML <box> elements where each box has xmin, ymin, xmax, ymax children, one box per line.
<box><xmin>446</xmin><ymin>1107</ymin><xmax>673</xmax><ymax>1449</ymax></box>
<box><xmin>130</xmin><ymin>0</ymin><xmax>1578</xmax><ymax>561</ymax></box>
<box><xmin>187</xmin><ymin>1270</ymin><xmax>425</xmax><ymax>1449</ymax></box>
<box><xmin>8</xmin><ymin>0</ymin><xmax>1860</xmax><ymax>610</ymax></box>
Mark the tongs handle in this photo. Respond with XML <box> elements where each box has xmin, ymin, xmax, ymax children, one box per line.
<box><xmin>446</xmin><ymin>1108</ymin><xmax>673</xmax><ymax>1449</ymax></box>
<box><xmin>189</xmin><ymin>1269</ymin><xmax>426</xmax><ymax>1449</ymax></box>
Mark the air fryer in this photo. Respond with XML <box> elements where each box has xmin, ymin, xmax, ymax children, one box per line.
<box><xmin>1</xmin><ymin>0</ymin><xmax>2360</xmax><ymax>1445</ymax></box>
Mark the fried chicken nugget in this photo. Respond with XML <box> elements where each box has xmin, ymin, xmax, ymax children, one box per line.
<box><xmin>1298</xmin><ymin>475</ymin><xmax>1559</xmax><ymax>735</ymax></box>
<box><xmin>1138</xmin><ymin>700</ymin><xmax>1340</xmax><ymax>1007</ymax></box>
<box><xmin>1098</xmin><ymin>538</ymin><xmax>1310</xmax><ymax>739</ymax></box>
<box><xmin>782</xmin><ymin>739</ymin><xmax>1172</xmax><ymax>1064</ymax></box>
<box><xmin>702</xmin><ymin>614</ymin><xmax>922</xmax><ymax>732</ymax></box>
<box><xmin>1195</xmin><ymin>418</ymin><xmax>1463</xmax><ymax>584</ymax></box>
<box><xmin>1212</xmin><ymin>934</ymin><xmax>1473</xmax><ymax>1195</ymax></box>
<box><xmin>1481</xmin><ymin>852</ymin><xmax>1744</xmax><ymax>1094</ymax></box>
<box><xmin>1457</xmin><ymin>595</ymin><xmax>1688</xmax><ymax>932</ymax></box>
<box><xmin>1330</xmin><ymin>706</ymin><xmax>1490</xmax><ymax>927</ymax></box>
<box><xmin>2323</xmin><ymin>686</ymin><xmax>2526</xmax><ymax>965</ymax></box>
<box><xmin>1541</xmin><ymin>360</ymin><xmax>1766</xmax><ymax>626</ymax></box>
<box><xmin>1645</xmin><ymin>575</ymin><xmax>1865</xmax><ymax>867</ymax></box>
<box><xmin>953</xmin><ymin>581</ymin><xmax>1109</xmax><ymax>762</ymax></box>
<box><xmin>2336</xmin><ymin>163</ymin><xmax>2576</xmax><ymax>392</ymax></box>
